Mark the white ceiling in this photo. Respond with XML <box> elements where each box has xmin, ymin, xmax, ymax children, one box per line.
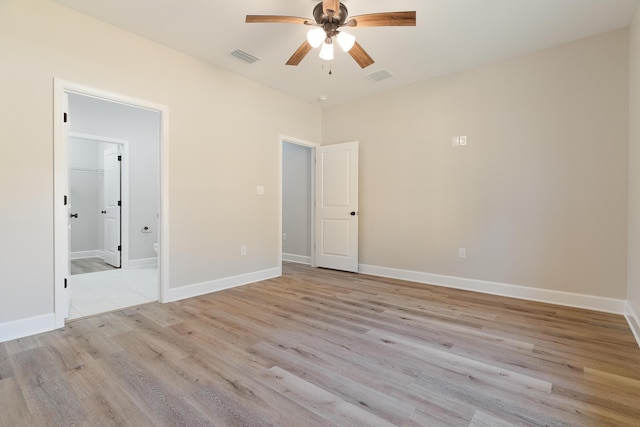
<box><xmin>53</xmin><ymin>0</ymin><xmax>638</xmax><ymax>107</ymax></box>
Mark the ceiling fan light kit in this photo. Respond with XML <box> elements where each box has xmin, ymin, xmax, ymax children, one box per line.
<box><xmin>246</xmin><ymin>1</ymin><xmax>416</xmax><ymax>70</ymax></box>
<box><xmin>307</xmin><ymin>28</ymin><xmax>325</xmax><ymax>48</ymax></box>
<box><xmin>336</xmin><ymin>31</ymin><xmax>356</xmax><ymax>52</ymax></box>
<box><xmin>319</xmin><ymin>40</ymin><xmax>334</xmax><ymax>61</ymax></box>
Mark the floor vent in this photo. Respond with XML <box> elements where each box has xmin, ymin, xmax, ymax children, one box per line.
<box><xmin>366</xmin><ymin>69</ymin><xmax>394</xmax><ymax>82</ymax></box>
<box><xmin>230</xmin><ymin>49</ymin><xmax>260</xmax><ymax>64</ymax></box>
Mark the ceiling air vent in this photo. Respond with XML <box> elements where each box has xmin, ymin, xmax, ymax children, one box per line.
<box><xmin>366</xmin><ymin>69</ymin><xmax>394</xmax><ymax>82</ymax></box>
<box><xmin>230</xmin><ymin>49</ymin><xmax>260</xmax><ymax>64</ymax></box>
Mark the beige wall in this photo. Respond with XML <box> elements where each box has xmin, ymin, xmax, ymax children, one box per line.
<box><xmin>0</xmin><ymin>0</ymin><xmax>321</xmax><ymax>323</ymax></box>
<box><xmin>0</xmin><ymin>0</ymin><xmax>634</xmax><ymax>330</ymax></box>
<box><xmin>323</xmin><ymin>29</ymin><xmax>629</xmax><ymax>298</ymax></box>
<box><xmin>628</xmin><ymin>6</ymin><xmax>640</xmax><ymax>316</ymax></box>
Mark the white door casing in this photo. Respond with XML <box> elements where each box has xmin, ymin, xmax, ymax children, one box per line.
<box><xmin>60</xmin><ymin>92</ymin><xmax>72</xmax><ymax>320</ymax></box>
<box><xmin>315</xmin><ymin>141</ymin><xmax>359</xmax><ymax>272</ymax></box>
<box><xmin>55</xmin><ymin>79</ymin><xmax>170</xmax><ymax>329</ymax></box>
<box><xmin>103</xmin><ymin>145</ymin><xmax>121</xmax><ymax>267</ymax></box>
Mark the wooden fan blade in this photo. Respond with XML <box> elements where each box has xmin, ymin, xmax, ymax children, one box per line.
<box><xmin>323</xmin><ymin>0</ymin><xmax>340</xmax><ymax>15</ymax></box>
<box><xmin>246</xmin><ymin>15</ymin><xmax>311</xmax><ymax>25</ymax></box>
<box><xmin>286</xmin><ymin>40</ymin><xmax>313</xmax><ymax>66</ymax></box>
<box><xmin>348</xmin><ymin>41</ymin><xmax>375</xmax><ymax>68</ymax></box>
<box><xmin>346</xmin><ymin>11</ymin><xmax>416</xmax><ymax>28</ymax></box>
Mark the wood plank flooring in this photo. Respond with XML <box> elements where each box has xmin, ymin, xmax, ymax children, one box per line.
<box><xmin>71</xmin><ymin>257</ymin><xmax>117</xmax><ymax>275</ymax></box>
<box><xmin>1</xmin><ymin>263</ymin><xmax>639</xmax><ymax>426</ymax></box>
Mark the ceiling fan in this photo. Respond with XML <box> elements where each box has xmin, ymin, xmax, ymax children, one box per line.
<box><xmin>246</xmin><ymin>0</ymin><xmax>416</xmax><ymax>69</ymax></box>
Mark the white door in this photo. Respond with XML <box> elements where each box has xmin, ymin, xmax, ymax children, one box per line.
<box><xmin>315</xmin><ymin>141</ymin><xmax>359</xmax><ymax>272</ymax></box>
<box><xmin>103</xmin><ymin>146</ymin><xmax>121</xmax><ymax>267</ymax></box>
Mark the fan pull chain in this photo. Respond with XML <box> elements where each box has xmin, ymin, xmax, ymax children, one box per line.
<box><xmin>321</xmin><ymin>61</ymin><xmax>333</xmax><ymax>75</ymax></box>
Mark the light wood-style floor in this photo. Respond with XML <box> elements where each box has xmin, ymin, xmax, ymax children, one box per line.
<box><xmin>1</xmin><ymin>263</ymin><xmax>639</xmax><ymax>426</ymax></box>
<box><xmin>71</xmin><ymin>257</ymin><xmax>117</xmax><ymax>275</ymax></box>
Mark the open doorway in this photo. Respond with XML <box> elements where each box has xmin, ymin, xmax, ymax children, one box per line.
<box><xmin>280</xmin><ymin>137</ymin><xmax>360</xmax><ymax>273</ymax></box>
<box><xmin>54</xmin><ymin>80</ymin><xmax>169</xmax><ymax>327</ymax></box>
<box><xmin>281</xmin><ymin>137</ymin><xmax>316</xmax><ymax>267</ymax></box>
<box><xmin>69</xmin><ymin>134</ymin><xmax>127</xmax><ymax>274</ymax></box>
<box><xmin>66</xmin><ymin>93</ymin><xmax>160</xmax><ymax>319</ymax></box>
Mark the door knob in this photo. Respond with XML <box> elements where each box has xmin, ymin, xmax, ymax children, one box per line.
<box><xmin>70</xmin><ymin>213</ymin><xmax>78</xmax><ymax>218</ymax></box>
<box><xmin>350</xmin><ymin>211</ymin><xmax>357</xmax><ymax>216</ymax></box>
<box><xmin>101</xmin><ymin>210</ymin><xmax>107</xmax><ymax>214</ymax></box>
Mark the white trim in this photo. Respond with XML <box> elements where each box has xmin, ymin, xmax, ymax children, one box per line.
<box><xmin>128</xmin><ymin>257</ymin><xmax>158</xmax><ymax>269</ymax></box>
<box><xmin>282</xmin><ymin>253</ymin><xmax>312</xmax><ymax>265</ymax></box>
<box><xmin>625</xmin><ymin>301</ymin><xmax>640</xmax><ymax>348</ymax></box>
<box><xmin>279</xmin><ymin>135</ymin><xmax>318</xmax><ymax>268</ymax></box>
<box><xmin>0</xmin><ymin>314</ymin><xmax>56</xmax><ymax>344</ymax></box>
<box><xmin>54</xmin><ymin>78</ymin><xmax>170</xmax><ymax>327</ymax></box>
<box><xmin>53</xmin><ymin>83</ymin><xmax>70</xmax><ymax>328</ymax></box>
<box><xmin>359</xmin><ymin>264</ymin><xmax>626</xmax><ymax>314</ymax></box>
<box><xmin>70</xmin><ymin>250</ymin><xmax>100</xmax><ymax>260</ymax></box>
<box><xmin>164</xmin><ymin>267</ymin><xmax>281</xmax><ymax>302</ymax></box>
<box><xmin>279</xmin><ymin>135</ymin><xmax>319</xmax><ymax>149</ymax></box>
<box><xmin>70</xmin><ymin>131</ymin><xmax>128</xmax><ymax>145</ymax></box>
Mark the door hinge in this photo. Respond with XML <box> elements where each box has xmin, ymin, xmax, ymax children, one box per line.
<box><xmin>64</xmin><ymin>278</ymin><xmax>68</xmax><ymax>289</ymax></box>
<box><xmin>118</xmin><ymin>245</ymin><xmax>121</xmax><ymax>251</ymax></box>
<box><xmin>64</xmin><ymin>195</ymin><xmax>68</xmax><ymax>205</ymax></box>
<box><xmin>117</xmin><ymin>155</ymin><xmax>122</xmax><ymax>161</ymax></box>
<box><xmin>117</xmin><ymin>200</ymin><xmax>121</xmax><ymax>207</ymax></box>
<box><xmin>63</xmin><ymin>112</ymin><xmax>68</xmax><ymax>123</ymax></box>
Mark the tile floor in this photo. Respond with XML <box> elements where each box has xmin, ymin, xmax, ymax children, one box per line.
<box><xmin>69</xmin><ymin>267</ymin><xmax>158</xmax><ymax>320</ymax></box>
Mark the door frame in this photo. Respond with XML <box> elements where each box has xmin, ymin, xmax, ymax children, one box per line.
<box><xmin>53</xmin><ymin>79</ymin><xmax>170</xmax><ymax>327</ymax></box>
<box><xmin>279</xmin><ymin>135</ymin><xmax>318</xmax><ymax>271</ymax></box>
<box><xmin>69</xmin><ymin>132</ymin><xmax>130</xmax><ymax>267</ymax></box>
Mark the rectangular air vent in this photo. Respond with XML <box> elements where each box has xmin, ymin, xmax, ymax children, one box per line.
<box><xmin>366</xmin><ymin>69</ymin><xmax>394</xmax><ymax>82</ymax></box>
<box><xmin>230</xmin><ymin>49</ymin><xmax>260</xmax><ymax>64</ymax></box>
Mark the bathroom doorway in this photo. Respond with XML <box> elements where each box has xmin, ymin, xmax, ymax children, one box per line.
<box><xmin>281</xmin><ymin>137</ymin><xmax>316</xmax><ymax>267</ymax></box>
<box><xmin>54</xmin><ymin>83</ymin><xmax>167</xmax><ymax>323</ymax></box>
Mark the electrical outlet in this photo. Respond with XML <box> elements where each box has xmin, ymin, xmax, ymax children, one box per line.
<box><xmin>282</xmin><ymin>233</ymin><xmax>287</xmax><ymax>241</ymax></box>
<box><xmin>241</xmin><ymin>245</ymin><xmax>247</xmax><ymax>256</ymax></box>
<box><xmin>458</xmin><ymin>248</ymin><xmax>466</xmax><ymax>259</ymax></box>
<box><xmin>256</xmin><ymin>186</ymin><xmax>264</xmax><ymax>195</ymax></box>
<box><xmin>452</xmin><ymin>136</ymin><xmax>468</xmax><ymax>147</ymax></box>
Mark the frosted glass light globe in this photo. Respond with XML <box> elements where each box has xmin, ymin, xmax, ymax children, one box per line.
<box><xmin>337</xmin><ymin>31</ymin><xmax>356</xmax><ymax>52</ymax></box>
<box><xmin>307</xmin><ymin>28</ymin><xmax>325</xmax><ymax>48</ymax></box>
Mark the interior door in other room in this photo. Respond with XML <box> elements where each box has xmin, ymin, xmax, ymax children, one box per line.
<box><xmin>103</xmin><ymin>145</ymin><xmax>121</xmax><ymax>268</ymax></box>
<box><xmin>315</xmin><ymin>141</ymin><xmax>359</xmax><ymax>272</ymax></box>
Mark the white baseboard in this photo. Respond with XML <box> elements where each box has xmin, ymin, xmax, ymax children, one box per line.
<box><xmin>0</xmin><ymin>313</ymin><xmax>56</xmax><ymax>344</ymax></box>
<box><xmin>359</xmin><ymin>264</ymin><xmax>626</xmax><ymax>315</ymax></box>
<box><xmin>70</xmin><ymin>250</ymin><xmax>101</xmax><ymax>260</ymax></box>
<box><xmin>164</xmin><ymin>267</ymin><xmax>281</xmax><ymax>303</ymax></box>
<box><xmin>128</xmin><ymin>257</ymin><xmax>158</xmax><ymax>269</ymax></box>
<box><xmin>625</xmin><ymin>301</ymin><xmax>640</xmax><ymax>348</ymax></box>
<box><xmin>282</xmin><ymin>253</ymin><xmax>312</xmax><ymax>265</ymax></box>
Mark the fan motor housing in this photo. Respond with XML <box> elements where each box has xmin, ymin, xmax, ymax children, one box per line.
<box><xmin>313</xmin><ymin>2</ymin><xmax>348</xmax><ymax>25</ymax></box>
